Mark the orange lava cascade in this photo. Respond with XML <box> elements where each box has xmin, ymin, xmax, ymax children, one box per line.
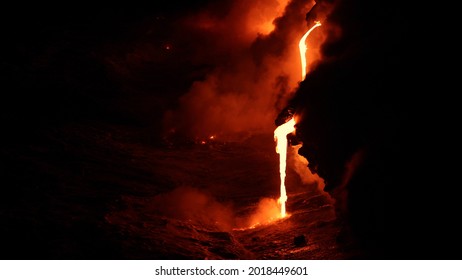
<box><xmin>298</xmin><ymin>21</ymin><xmax>321</xmax><ymax>80</ymax></box>
<box><xmin>274</xmin><ymin>117</ymin><xmax>296</xmax><ymax>218</ymax></box>
<box><xmin>273</xmin><ymin>21</ymin><xmax>322</xmax><ymax>218</ymax></box>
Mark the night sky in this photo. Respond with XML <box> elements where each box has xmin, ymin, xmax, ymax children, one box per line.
<box><xmin>1</xmin><ymin>0</ymin><xmax>459</xmax><ymax>259</ymax></box>
<box><xmin>2</xmin><ymin>2</ymin><xmax>208</xmax><ymax>133</ymax></box>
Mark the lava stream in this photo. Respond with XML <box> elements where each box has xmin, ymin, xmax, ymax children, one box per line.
<box><xmin>274</xmin><ymin>117</ymin><xmax>296</xmax><ymax>217</ymax></box>
<box><xmin>273</xmin><ymin>20</ymin><xmax>322</xmax><ymax>218</ymax></box>
<box><xmin>298</xmin><ymin>21</ymin><xmax>321</xmax><ymax>80</ymax></box>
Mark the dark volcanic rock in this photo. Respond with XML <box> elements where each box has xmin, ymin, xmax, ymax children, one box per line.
<box><xmin>294</xmin><ymin>235</ymin><xmax>307</xmax><ymax>247</ymax></box>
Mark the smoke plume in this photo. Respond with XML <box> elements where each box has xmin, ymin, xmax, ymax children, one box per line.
<box><xmin>163</xmin><ymin>0</ymin><xmax>332</xmax><ymax>141</ymax></box>
<box><xmin>151</xmin><ymin>186</ymin><xmax>289</xmax><ymax>230</ymax></box>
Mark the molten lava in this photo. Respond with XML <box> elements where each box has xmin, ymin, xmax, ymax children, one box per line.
<box><xmin>273</xmin><ymin>21</ymin><xmax>322</xmax><ymax>218</ymax></box>
<box><xmin>274</xmin><ymin>117</ymin><xmax>296</xmax><ymax>218</ymax></box>
<box><xmin>298</xmin><ymin>21</ymin><xmax>322</xmax><ymax>80</ymax></box>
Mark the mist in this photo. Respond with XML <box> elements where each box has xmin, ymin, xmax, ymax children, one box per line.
<box><xmin>163</xmin><ymin>0</ymin><xmax>333</xmax><ymax>141</ymax></box>
<box><xmin>148</xmin><ymin>186</ymin><xmax>285</xmax><ymax>231</ymax></box>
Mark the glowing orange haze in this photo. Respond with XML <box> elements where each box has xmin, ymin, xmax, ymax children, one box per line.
<box><xmin>249</xmin><ymin>0</ymin><xmax>291</xmax><ymax>35</ymax></box>
<box><xmin>164</xmin><ymin>0</ymin><xmax>320</xmax><ymax>139</ymax></box>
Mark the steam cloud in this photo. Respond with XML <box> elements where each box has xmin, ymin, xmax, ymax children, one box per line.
<box><xmin>151</xmin><ymin>186</ymin><xmax>283</xmax><ymax>230</ymax></box>
<box><xmin>288</xmin><ymin>144</ymin><xmax>325</xmax><ymax>191</ymax></box>
<box><xmin>151</xmin><ymin>186</ymin><xmax>236</xmax><ymax>230</ymax></box>
<box><xmin>163</xmin><ymin>0</ymin><xmax>331</xmax><ymax>140</ymax></box>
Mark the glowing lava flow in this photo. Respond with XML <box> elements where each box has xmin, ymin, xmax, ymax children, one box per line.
<box><xmin>274</xmin><ymin>117</ymin><xmax>296</xmax><ymax>218</ymax></box>
<box><xmin>298</xmin><ymin>21</ymin><xmax>322</xmax><ymax>80</ymax></box>
<box><xmin>273</xmin><ymin>21</ymin><xmax>322</xmax><ymax>218</ymax></box>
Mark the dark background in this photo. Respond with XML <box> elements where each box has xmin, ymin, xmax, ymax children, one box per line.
<box><xmin>1</xmin><ymin>1</ymin><xmax>216</xmax><ymax>259</ymax></box>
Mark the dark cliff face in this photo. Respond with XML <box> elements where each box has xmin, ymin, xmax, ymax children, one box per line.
<box><xmin>289</xmin><ymin>0</ymin><xmax>412</xmax><ymax>258</ymax></box>
<box><xmin>292</xmin><ymin>51</ymin><xmax>394</xmax><ymax>258</ymax></box>
<box><xmin>291</xmin><ymin>0</ymin><xmax>462</xmax><ymax>259</ymax></box>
